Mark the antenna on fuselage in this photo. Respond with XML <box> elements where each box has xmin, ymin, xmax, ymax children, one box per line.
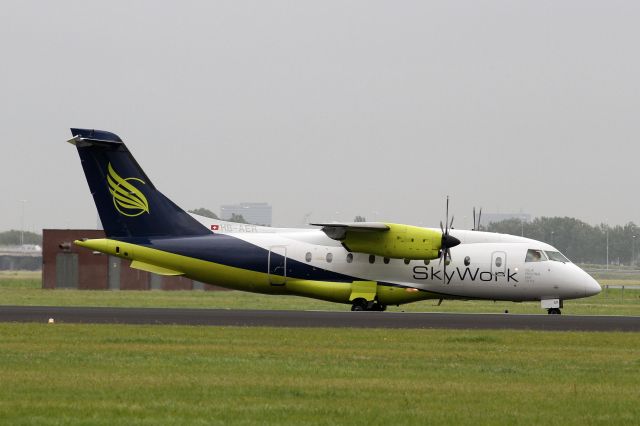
<box><xmin>472</xmin><ymin>207</ymin><xmax>483</xmax><ymax>231</ymax></box>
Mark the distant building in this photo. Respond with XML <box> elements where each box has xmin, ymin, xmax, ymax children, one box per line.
<box><xmin>0</xmin><ymin>245</ymin><xmax>41</xmax><ymax>270</ymax></box>
<box><xmin>482</xmin><ymin>212</ymin><xmax>531</xmax><ymax>225</ymax></box>
<box><xmin>220</xmin><ymin>202</ymin><xmax>272</xmax><ymax>226</ymax></box>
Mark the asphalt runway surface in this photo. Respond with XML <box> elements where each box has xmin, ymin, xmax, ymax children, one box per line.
<box><xmin>0</xmin><ymin>306</ymin><xmax>639</xmax><ymax>331</ymax></box>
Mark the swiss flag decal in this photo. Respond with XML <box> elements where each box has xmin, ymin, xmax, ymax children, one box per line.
<box><xmin>211</xmin><ymin>224</ymin><xmax>219</xmax><ymax>231</ymax></box>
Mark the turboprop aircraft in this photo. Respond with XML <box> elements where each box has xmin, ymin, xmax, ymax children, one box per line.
<box><xmin>68</xmin><ymin>128</ymin><xmax>601</xmax><ymax>314</ymax></box>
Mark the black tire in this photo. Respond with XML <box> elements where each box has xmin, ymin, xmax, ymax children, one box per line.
<box><xmin>351</xmin><ymin>299</ymin><xmax>367</xmax><ymax>311</ymax></box>
<box><xmin>371</xmin><ymin>303</ymin><xmax>387</xmax><ymax>312</ymax></box>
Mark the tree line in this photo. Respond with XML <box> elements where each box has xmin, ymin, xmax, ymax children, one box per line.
<box><xmin>486</xmin><ymin>217</ymin><xmax>639</xmax><ymax>266</ymax></box>
<box><xmin>2</xmin><ymin>215</ymin><xmax>636</xmax><ymax>265</ymax></box>
<box><xmin>0</xmin><ymin>230</ymin><xmax>42</xmax><ymax>246</ymax></box>
<box><xmin>189</xmin><ymin>208</ymin><xmax>248</xmax><ymax>224</ymax></box>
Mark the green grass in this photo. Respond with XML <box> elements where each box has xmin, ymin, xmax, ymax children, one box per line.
<box><xmin>0</xmin><ymin>271</ymin><xmax>41</xmax><ymax>289</ymax></box>
<box><xmin>1</xmin><ymin>271</ymin><xmax>639</xmax><ymax>316</ymax></box>
<box><xmin>0</xmin><ymin>324</ymin><xmax>638</xmax><ymax>425</ymax></box>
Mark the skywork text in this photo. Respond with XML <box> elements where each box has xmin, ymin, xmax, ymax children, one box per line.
<box><xmin>412</xmin><ymin>266</ymin><xmax>518</xmax><ymax>285</ymax></box>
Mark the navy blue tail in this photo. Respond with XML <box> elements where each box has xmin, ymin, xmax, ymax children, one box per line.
<box><xmin>69</xmin><ymin>128</ymin><xmax>210</xmax><ymax>239</ymax></box>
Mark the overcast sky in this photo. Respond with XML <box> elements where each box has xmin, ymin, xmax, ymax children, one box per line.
<box><xmin>1</xmin><ymin>0</ymin><xmax>639</xmax><ymax>233</ymax></box>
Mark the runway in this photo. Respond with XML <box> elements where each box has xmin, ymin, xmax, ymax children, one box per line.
<box><xmin>0</xmin><ymin>306</ymin><xmax>639</xmax><ymax>331</ymax></box>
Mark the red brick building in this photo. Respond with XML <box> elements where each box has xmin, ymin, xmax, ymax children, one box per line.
<box><xmin>42</xmin><ymin>229</ymin><xmax>225</xmax><ymax>291</ymax></box>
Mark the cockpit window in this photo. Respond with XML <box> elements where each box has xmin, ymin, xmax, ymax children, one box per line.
<box><xmin>545</xmin><ymin>251</ymin><xmax>570</xmax><ymax>263</ymax></box>
<box><xmin>525</xmin><ymin>249</ymin><xmax>547</xmax><ymax>262</ymax></box>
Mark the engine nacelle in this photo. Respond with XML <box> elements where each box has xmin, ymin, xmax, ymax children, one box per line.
<box><xmin>341</xmin><ymin>223</ymin><xmax>441</xmax><ymax>260</ymax></box>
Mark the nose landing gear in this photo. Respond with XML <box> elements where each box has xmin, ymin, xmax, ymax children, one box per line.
<box><xmin>541</xmin><ymin>299</ymin><xmax>563</xmax><ymax>315</ymax></box>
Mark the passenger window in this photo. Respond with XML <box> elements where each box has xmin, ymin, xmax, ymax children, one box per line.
<box><xmin>305</xmin><ymin>252</ymin><xmax>312</xmax><ymax>262</ymax></box>
<box><xmin>525</xmin><ymin>249</ymin><xmax>546</xmax><ymax>262</ymax></box>
<box><xmin>495</xmin><ymin>257</ymin><xmax>502</xmax><ymax>267</ymax></box>
<box><xmin>346</xmin><ymin>253</ymin><xmax>353</xmax><ymax>263</ymax></box>
<box><xmin>326</xmin><ymin>253</ymin><xmax>333</xmax><ymax>263</ymax></box>
<box><xmin>369</xmin><ymin>255</ymin><xmax>375</xmax><ymax>264</ymax></box>
<box><xmin>404</xmin><ymin>259</ymin><xmax>410</xmax><ymax>265</ymax></box>
<box><xmin>383</xmin><ymin>257</ymin><xmax>390</xmax><ymax>264</ymax></box>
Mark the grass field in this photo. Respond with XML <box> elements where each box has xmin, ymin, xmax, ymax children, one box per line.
<box><xmin>0</xmin><ymin>324</ymin><xmax>638</xmax><ymax>425</ymax></box>
<box><xmin>1</xmin><ymin>271</ymin><xmax>639</xmax><ymax>316</ymax></box>
<box><xmin>1</xmin><ymin>273</ymin><xmax>638</xmax><ymax>425</ymax></box>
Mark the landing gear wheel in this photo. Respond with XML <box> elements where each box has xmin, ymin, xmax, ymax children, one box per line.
<box><xmin>351</xmin><ymin>299</ymin><xmax>367</xmax><ymax>311</ymax></box>
<box><xmin>351</xmin><ymin>299</ymin><xmax>387</xmax><ymax>312</ymax></box>
<box><xmin>547</xmin><ymin>308</ymin><xmax>562</xmax><ymax>315</ymax></box>
<box><xmin>371</xmin><ymin>303</ymin><xmax>387</xmax><ymax>312</ymax></box>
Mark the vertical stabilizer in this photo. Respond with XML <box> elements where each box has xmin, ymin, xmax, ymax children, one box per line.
<box><xmin>69</xmin><ymin>128</ymin><xmax>210</xmax><ymax>239</ymax></box>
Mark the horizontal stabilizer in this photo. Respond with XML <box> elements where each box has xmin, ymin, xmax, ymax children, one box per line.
<box><xmin>67</xmin><ymin>129</ymin><xmax>124</xmax><ymax>147</ymax></box>
<box><xmin>130</xmin><ymin>260</ymin><xmax>184</xmax><ymax>276</ymax></box>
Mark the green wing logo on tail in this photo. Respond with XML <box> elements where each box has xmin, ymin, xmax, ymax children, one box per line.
<box><xmin>107</xmin><ymin>163</ymin><xmax>149</xmax><ymax>217</ymax></box>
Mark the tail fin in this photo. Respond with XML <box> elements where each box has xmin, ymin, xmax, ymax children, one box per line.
<box><xmin>68</xmin><ymin>128</ymin><xmax>210</xmax><ymax>239</ymax></box>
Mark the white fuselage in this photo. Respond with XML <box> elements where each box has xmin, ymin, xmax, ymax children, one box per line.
<box><xmin>194</xmin><ymin>216</ymin><xmax>601</xmax><ymax>302</ymax></box>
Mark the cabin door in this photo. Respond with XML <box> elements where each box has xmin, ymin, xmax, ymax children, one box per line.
<box><xmin>268</xmin><ymin>246</ymin><xmax>287</xmax><ymax>286</ymax></box>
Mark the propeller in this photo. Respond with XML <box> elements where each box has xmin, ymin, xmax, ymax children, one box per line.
<box><xmin>439</xmin><ymin>196</ymin><xmax>461</xmax><ymax>283</ymax></box>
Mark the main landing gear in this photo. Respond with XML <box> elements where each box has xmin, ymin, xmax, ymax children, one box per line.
<box><xmin>351</xmin><ymin>299</ymin><xmax>387</xmax><ymax>312</ymax></box>
<box><xmin>547</xmin><ymin>308</ymin><xmax>562</xmax><ymax>315</ymax></box>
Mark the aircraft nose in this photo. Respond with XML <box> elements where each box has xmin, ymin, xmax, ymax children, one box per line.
<box><xmin>585</xmin><ymin>276</ymin><xmax>601</xmax><ymax>297</ymax></box>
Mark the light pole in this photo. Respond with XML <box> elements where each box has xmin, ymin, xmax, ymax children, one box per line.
<box><xmin>633</xmin><ymin>235</ymin><xmax>637</xmax><ymax>267</ymax></box>
<box><xmin>606</xmin><ymin>227</ymin><xmax>609</xmax><ymax>270</ymax></box>
<box><xmin>19</xmin><ymin>200</ymin><xmax>27</xmax><ymax>248</ymax></box>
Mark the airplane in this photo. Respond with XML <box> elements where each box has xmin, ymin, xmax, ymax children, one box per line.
<box><xmin>68</xmin><ymin>128</ymin><xmax>601</xmax><ymax>315</ymax></box>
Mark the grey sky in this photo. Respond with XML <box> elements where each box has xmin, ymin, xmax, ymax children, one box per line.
<box><xmin>1</xmin><ymin>1</ymin><xmax>639</xmax><ymax>233</ymax></box>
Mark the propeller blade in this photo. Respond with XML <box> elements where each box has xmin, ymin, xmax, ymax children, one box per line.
<box><xmin>445</xmin><ymin>196</ymin><xmax>450</xmax><ymax>233</ymax></box>
<box><xmin>443</xmin><ymin>247</ymin><xmax>451</xmax><ymax>283</ymax></box>
<box><xmin>438</xmin><ymin>196</ymin><xmax>461</xmax><ymax>283</ymax></box>
<box><xmin>443</xmin><ymin>256</ymin><xmax>447</xmax><ymax>282</ymax></box>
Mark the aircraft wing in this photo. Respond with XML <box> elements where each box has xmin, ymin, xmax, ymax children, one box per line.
<box><xmin>310</xmin><ymin>222</ymin><xmax>390</xmax><ymax>240</ymax></box>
